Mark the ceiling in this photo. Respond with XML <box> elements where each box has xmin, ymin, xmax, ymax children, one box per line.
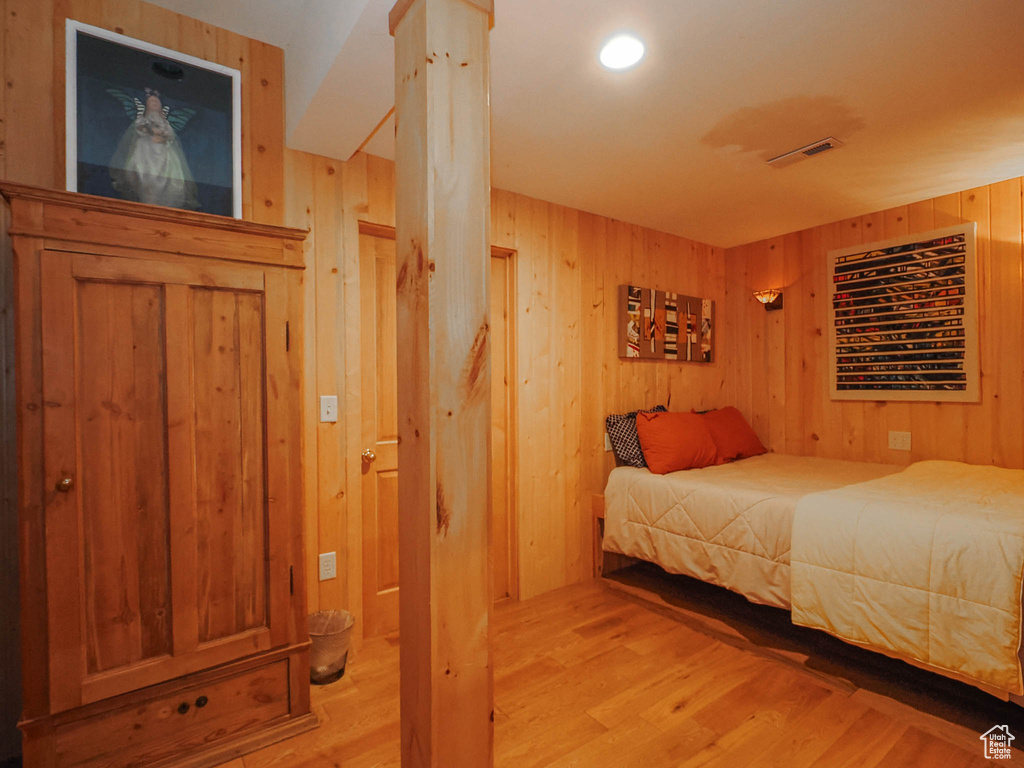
<box><xmin>147</xmin><ymin>0</ymin><xmax>1024</xmax><ymax>248</ymax></box>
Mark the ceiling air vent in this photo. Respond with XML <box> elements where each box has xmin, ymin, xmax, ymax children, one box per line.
<box><xmin>767</xmin><ymin>137</ymin><xmax>843</xmax><ymax>168</ymax></box>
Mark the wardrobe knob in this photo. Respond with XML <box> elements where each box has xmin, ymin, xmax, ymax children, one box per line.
<box><xmin>56</xmin><ymin>476</ymin><xmax>74</xmax><ymax>493</ymax></box>
<box><xmin>177</xmin><ymin>702</ymin><xmax>190</xmax><ymax>715</ymax></box>
<box><xmin>361</xmin><ymin>449</ymin><xmax>376</xmax><ymax>463</ymax></box>
<box><xmin>195</xmin><ymin>695</ymin><xmax>209</xmax><ymax>708</ymax></box>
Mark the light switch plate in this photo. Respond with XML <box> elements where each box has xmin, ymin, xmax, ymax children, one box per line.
<box><xmin>888</xmin><ymin>431</ymin><xmax>912</xmax><ymax>451</ymax></box>
<box><xmin>319</xmin><ymin>551</ymin><xmax>337</xmax><ymax>581</ymax></box>
<box><xmin>604</xmin><ymin>432</ymin><xmax>612</xmax><ymax>452</ymax></box>
<box><xmin>320</xmin><ymin>395</ymin><xmax>338</xmax><ymax>423</ymax></box>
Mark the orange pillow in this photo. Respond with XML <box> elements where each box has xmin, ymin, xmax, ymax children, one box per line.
<box><xmin>635</xmin><ymin>411</ymin><xmax>719</xmax><ymax>474</ymax></box>
<box><xmin>700</xmin><ymin>406</ymin><xmax>766</xmax><ymax>462</ymax></box>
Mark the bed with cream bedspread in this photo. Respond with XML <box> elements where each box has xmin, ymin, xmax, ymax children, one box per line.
<box><xmin>602</xmin><ymin>453</ymin><xmax>897</xmax><ymax>609</ymax></box>
<box><xmin>790</xmin><ymin>460</ymin><xmax>1024</xmax><ymax>695</ymax></box>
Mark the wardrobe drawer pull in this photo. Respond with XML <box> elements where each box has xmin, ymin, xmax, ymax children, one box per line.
<box><xmin>177</xmin><ymin>702</ymin><xmax>190</xmax><ymax>715</ymax></box>
<box><xmin>195</xmin><ymin>695</ymin><xmax>209</xmax><ymax>708</ymax></box>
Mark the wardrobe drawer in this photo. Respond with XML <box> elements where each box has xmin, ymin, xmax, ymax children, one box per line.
<box><xmin>54</xmin><ymin>661</ymin><xmax>290</xmax><ymax>768</ymax></box>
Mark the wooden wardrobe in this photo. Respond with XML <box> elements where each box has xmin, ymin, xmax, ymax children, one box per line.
<box><xmin>1</xmin><ymin>184</ymin><xmax>316</xmax><ymax>768</ymax></box>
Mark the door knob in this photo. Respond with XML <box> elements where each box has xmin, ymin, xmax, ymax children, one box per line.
<box><xmin>55</xmin><ymin>476</ymin><xmax>74</xmax><ymax>493</ymax></box>
<box><xmin>361</xmin><ymin>449</ymin><xmax>376</xmax><ymax>463</ymax></box>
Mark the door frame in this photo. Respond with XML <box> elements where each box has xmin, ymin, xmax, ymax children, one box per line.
<box><xmin>356</xmin><ymin>220</ymin><xmax>519</xmax><ymax>605</ymax></box>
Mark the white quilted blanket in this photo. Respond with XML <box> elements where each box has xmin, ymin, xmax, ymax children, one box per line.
<box><xmin>791</xmin><ymin>460</ymin><xmax>1024</xmax><ymax>695</ymax></box>
<box><xmin>602</xmin><ymin>454</ymin><xmax>896</xmax><ymax>609</ymax></box>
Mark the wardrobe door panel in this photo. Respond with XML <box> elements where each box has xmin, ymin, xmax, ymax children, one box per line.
<box><xmin>41</xmin><ymin>253</ymin><xmax>174</xmax><ymax>712</ymax></box>
<box><xmin>42</xmin><ymin>253</ymin><xmax>280</xmax><ymax>711</ymax></box>
<box><xmin>77</xmin><ymin>280</ymin><xmax>173</xmax><ymax>673</ymax></box>
<box><xmin>191</xmin><ymin>288</ymin><xmax>269</xmax><ymax>644</ymax></box>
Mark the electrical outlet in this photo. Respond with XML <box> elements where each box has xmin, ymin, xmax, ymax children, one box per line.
<box><xmin>604</xmin><ymin>432</ymin><xmax>613</xmax><ymax>452</ymax></box>
<box><xmin>319</xmin><ymin>551</ymin><xmax>337</xmax><ymax>581</ymax></box>
<box><xmin>888</xmin><ymin>431</ymin><xmax>912</xmax><ymax>451</ymax></box>
<box><xmin>320</xmin><ymin>395</ymin><xmax>338</xmax><ymax>423</ymax></box>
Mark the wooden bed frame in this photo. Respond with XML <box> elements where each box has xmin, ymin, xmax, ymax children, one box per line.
<box><xmin>592</xmin><ymin>493</ymin><xmax>635</xmax><ymax>578</ymax></box>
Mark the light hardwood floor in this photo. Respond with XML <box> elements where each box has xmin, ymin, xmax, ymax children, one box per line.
<box><xmin>226</xmin><ymin>566</ymin><xmax>1020</xmax><ymax>767</ymax></box>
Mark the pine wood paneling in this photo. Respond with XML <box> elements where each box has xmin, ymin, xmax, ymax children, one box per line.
<box><xmin>291</xmin><ymin>151</ymin><xmax>727</xmax><ymax>617</ymax></box>
<box><xmin>578</xmin><ymin>219</ymin><xmax>728</xmax><ymax>592</ymax></box>
<box><xmin>283</xmin><ymin>151</ymin><xmax>320</xmax><ymax>617</ymax></box>
<box><xmin>988</xmin><ymin>179</ymin><xmax>1023</xmax><ymax>468</ymax></box>
<box><xmin>881</xmin><ymin>206</ymin><xmax>911</xmax><ymax>465</ymax></box>
<box><xmin>726</xmin><ymin>177</ymin><xmax>1024</xmax><ymax>469</ymax></box>
<box><xmin>0</xmin><ymin>0</ymin><xmax>284</xmax><ymax>225</ymax></box>
<box><xmin>309</xmin><ymin>156</ymin><xmax>348</xmax><ymax>619</ymax></box>
<box><xmin>3</xmin><ymin>0</ymin><xmax>56</xmax><ymax>188</ymax></box>
<box><xmin>247</xmin><ymin>41</ymin><xmax>285</xmax><ymax>224</ymax></box>
<box><xmin>283</xmin><ymin>149</ymin><xmax>360</xmax><ymax>643</ymax></box>
<box><xmin>963</xmin><ymin>187</ymin><xmax>993</xmax><ymax>464</ymax></box>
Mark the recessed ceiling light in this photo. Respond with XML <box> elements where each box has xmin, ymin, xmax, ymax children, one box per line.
<box><xmin>599</xmin><ymin>34</ymin><xmax>645</xmax><ymax>71</ymax></box>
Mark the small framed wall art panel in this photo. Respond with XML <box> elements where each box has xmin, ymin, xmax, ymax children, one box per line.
<box><xmin>66</xmin><ymin>20</ymin><xmax>242</xmax><ymax>218</ymax></box>
<box><xmin>618</xmin><ymin>284</ymin><xmax>715</xmax><ymax>362</ymax></box>
<box><xmin>828</xmin><ymin>223</ymin><xmax>979</xmax><ymax>402</ymax></box>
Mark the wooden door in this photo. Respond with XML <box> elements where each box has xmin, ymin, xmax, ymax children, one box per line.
<box><xmin>490</xmin><ymin>254</ymin><xmax>514</xmax><ymax>602</ymax></box>
<box><xmin>40</xmin><ymin>252</ymin><xmax>291</xmax><ymax>712</ymax></box>
<box><xmin>360</xmin><ymin>233</ymin><xmax>514</xmax><ymax>637</ymax></box>
<box><xmin>360</xmin><ymin>234</ymin><xmax>401</xmax><ymax>638</ymax></box>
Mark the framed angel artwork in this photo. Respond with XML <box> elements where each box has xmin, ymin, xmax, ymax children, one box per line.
<box><xmin>65</xmin><ymin>21</ymin><xmax>242</xmax><ymax>218</ymax></box>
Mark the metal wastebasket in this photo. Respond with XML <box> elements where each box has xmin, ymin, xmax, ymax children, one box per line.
<box><xmin>308</xmin><ymin>610</ymin><xmax>355</xmax><ymax>685</ymax></box>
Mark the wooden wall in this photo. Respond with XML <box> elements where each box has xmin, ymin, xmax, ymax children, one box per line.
<box><xmin>0</xmin><ymin>0</ymin><xmax>286</xmax><ymax>221</ymax></box>
<box><xmin>724</xmin><ymin>177</ymin><xmax>1024</xmax><ymax>469</ymax></box>
<box><xmin>290</xmin><ymin>152</ymin><xmax>729</xmax><ymax>611</ymax></box>
<box><xmin>502</xmin><ymin>186</ymin><xmax>728</xmax><ymax>597</ymax></box>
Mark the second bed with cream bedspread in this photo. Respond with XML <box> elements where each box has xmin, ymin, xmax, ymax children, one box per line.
<box><xmin>791</xmin><ymin>460</ymin><xmax>1024</xmax><ymax>695</ymax></box>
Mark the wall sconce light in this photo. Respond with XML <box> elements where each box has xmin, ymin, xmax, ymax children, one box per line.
<box><xmin>753</xmin><ymin>288</ymin><xmax>784</xmax><ymax>311</ymax></box>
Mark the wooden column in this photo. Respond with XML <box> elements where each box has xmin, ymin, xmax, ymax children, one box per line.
<box><xmin>390</xmin><ymin>1</ymin><xmax>494</xmax><ymax>766</ymax></box>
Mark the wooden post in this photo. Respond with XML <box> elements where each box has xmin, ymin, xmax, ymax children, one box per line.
<box><xmin>390</xmin><ymin>1</ymin><xmax>494</xmax><ymax>766</ymax></box>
